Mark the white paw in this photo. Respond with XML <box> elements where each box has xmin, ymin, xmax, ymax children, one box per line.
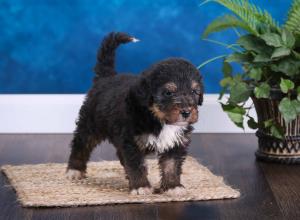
<box><xmin>130</xmin><ymin>37</ymin><xmax>140</xmax><ymax>43</ymax></box>
<box><xmin>66</xmin><ymin>169</ymin><xmax>85</xmax><ymax>180</ymax></box>
<box><xmin>130</xmin><ymin>187</ymin><xmax>153</xmax><ymax>195</ymax></box>
<box><xmin>165</xmin><ymin>186</ymin><xmax>187</xmax><ymax>196</ymax></box>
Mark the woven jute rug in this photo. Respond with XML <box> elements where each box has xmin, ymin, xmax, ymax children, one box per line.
<box><xmin>1</xmin><ymin>157</ymin><xmax>240</xmax><ymax>207</ymax></box>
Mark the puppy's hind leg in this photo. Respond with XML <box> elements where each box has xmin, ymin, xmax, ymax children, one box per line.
<box><xmin>66</xmin><ymin>130</ymin><xmax>99</xmax><ymax>180</ymax></box>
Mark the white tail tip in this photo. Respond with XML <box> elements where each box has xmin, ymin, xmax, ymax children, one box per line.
<box><xmin>131</xmin><ymin>37</ymin><xmax>140</xmax><ymax>43</ymax></box>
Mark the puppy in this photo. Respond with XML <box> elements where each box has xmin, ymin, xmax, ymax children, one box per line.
<box><xmin>66</xmin><ymin>32</ymin><xmax>204</xmax><ymax>196</ymax></box>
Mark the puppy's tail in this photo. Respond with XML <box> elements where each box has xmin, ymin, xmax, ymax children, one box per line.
<box><xmin>93</xmin><ymin>32</ymin><xmax>139</xmax><ymax>79</ymax></box>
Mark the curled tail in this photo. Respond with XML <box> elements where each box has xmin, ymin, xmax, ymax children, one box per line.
<box><xmin>93</xmin><ymin>32</ymin><xmax>139</xmax><ymax>79</ymax></box>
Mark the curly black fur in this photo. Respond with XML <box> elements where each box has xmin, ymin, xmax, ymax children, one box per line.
<box><xmin>67</xmin><ymin>32</ymin><xmax>204</xmax><ymax>193</ymax></box>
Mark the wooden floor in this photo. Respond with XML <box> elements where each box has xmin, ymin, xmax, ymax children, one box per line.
<box><xmin>0</xmin><ymin>134</ymin><xmax>299</xmax><ymax>220</ymax></box>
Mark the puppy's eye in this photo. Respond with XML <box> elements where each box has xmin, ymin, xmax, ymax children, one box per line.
<box><xmin>164</xmin><ymin>91</ymin><xmax>174</xmax><ymax>97</ymax></box>
<box><xmin>192</xmin><ymin>89</ymin><xmax>199</xmax><ymax>95</ymax></box>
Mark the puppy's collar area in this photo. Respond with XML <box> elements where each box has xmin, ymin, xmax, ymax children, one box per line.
<box><xmin>134</xmin><ymin>124</ymin><xmax>188</xmax><ymax>153</ymax></box>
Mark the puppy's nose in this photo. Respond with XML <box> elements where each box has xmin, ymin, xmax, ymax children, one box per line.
<box><xmin>180</xmin><ymin>110</ymin><xmax>190</xmax><ymax>118</ymax></box>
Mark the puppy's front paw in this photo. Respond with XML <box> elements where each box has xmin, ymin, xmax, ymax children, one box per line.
<box><xmin>130</xmin><ymin>187</ymin><xmax>153</xmax><ymax>195</ymax></box>
<box><xmin>66</xmin><ymin>169</ymin><xmax>86</xmax><ymax>180</ymax></box>
<box><xmin>165</xmin><ymin>186</ymin><xmax>187</xmax><ymax>196</ymax></box>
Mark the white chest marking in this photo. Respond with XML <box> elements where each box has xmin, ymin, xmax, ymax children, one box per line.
<box><xmin>135</xmin><ymin>124</ymin><xmax>187</xmax><ymax>153</ymax></box>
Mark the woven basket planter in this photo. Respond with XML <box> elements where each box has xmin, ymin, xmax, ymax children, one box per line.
<box><xmin>252</xmin><ymin>89</ymin><xmax>300</xmax><ymax>164</ymax></box>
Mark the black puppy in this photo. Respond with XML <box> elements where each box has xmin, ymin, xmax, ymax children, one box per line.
<box><xmin>66</xmin><ymin>32</ymin><xmax>204</xmax><ymax>196</ymax></box>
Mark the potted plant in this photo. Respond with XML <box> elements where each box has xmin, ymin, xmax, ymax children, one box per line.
<box><xmin>199</xmin><ymin>0</ymin><xmax>300</xmax><ymax>164</ymax></box>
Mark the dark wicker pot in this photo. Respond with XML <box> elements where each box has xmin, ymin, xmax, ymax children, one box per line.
<box><xmin>252</xmin><ymin>89</ymin><xmax>300</xmax><ymax>164</ymax></box>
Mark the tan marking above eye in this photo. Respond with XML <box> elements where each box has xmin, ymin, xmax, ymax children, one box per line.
<box><xmin>191</xmin><ymin>80</ymin><xmax>200</xmax><ymax>89</ymax></box>
<box><xmin>164</xmin><ymin>82</ymin><xmax>177</xmax><ymax>92</ymax></box>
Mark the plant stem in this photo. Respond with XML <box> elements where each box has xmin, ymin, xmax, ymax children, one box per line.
<box><xmin>232</xmin><ymin>27</ymin><xmax>241</xmax><ymax>36</ymax></box>
<box><xmin>197</xmin><ymin>54</ymin><xmax>227</xmax><ymax>69</ymax></box>
<box><xmin>202</xmin><ymin>38</ymin><xmax>241</xmax><ymax>52</ymax></box>
<box><xmin>199</xmin><ymin>0</ymin><xmax>213</xmax><ymax>7</ymax></box>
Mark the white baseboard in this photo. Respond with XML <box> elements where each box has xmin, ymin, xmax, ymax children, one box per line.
<box><xmin>0</xmin><ymin>94</ymin><xmax>257</xmax><ymax>133</ymax></box>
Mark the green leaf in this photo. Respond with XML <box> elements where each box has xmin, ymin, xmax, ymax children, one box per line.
<box><xmin>226</xmin><ymin>52</ymin><xmax>252</xmax><ymax>63</ymax></box>
<box><xmin>293</xmin><ymin>50</ymin><xmax>300</xmax><ymax>59</ymax></box>
<box><xmin>256</xmin><ymin>23</ymin><xmax>273</xmax><ymax>35</ymax></box>
<box><xmin>222</xmin><ymin>61</ymin><xmax>232</xmax><ymax>77</ymax></box>
<box><xmin>229</xmin><ymin>82</ymin><xmax>251</xmax><ymax>103</ymax></box>
<box><xmin>200</xmin><ymin>0</ymin><xmax>280</xmax><ymax>35</ymax></box>
<box><xmin>248</xmin><ymin>68</ymin><xmax>262</xmax><ymax>80</ymax></box>
<box><xmin>221</xmin><ymin>103</ymin><xmax>246</xmax><ymax>114</ymax></box>
<box><xmin>292</xmin><ymin>99</ymin><xmax>300</xmax><ymax>113</ymax></box>
<box><xmin>247</xmin><ymin>116</ymin><xmax>258</xmax><ymax>129</ymax></box>
<box><xmin>260</xmin><ymin>33</ymin><xmax>283</xmax><ymax>47</ymax></box>
<box><xmin>237</xmin><ymin>34</ymin><xmax>271</xmax><ymax>53</ymax></box>
<box><xmin>284</xmin><ymin>0</ymin><xmax>300</xmax><ymax>35</ymax></box>
<box><xmin>264</xmin><ymin>119</ymin><xmax>273</xmax><ymax>128</ymax></box>
<box><xmin>297</xmin><ymin>86</ymin><xmax>300</xmax><ymax>101</ymax></box>
<box><xmin>295</xmin><ymin>34</ymin><xmax>300</xmax><ymax>47</ymax></box>
<box><xmin>263</xmin><ymin>119</ymin><xmax>284</xmax><ymax>139</ymax></box>
<box><xmin>281</xmin><ymin>28</ymin><xmax>295</xmax><ymax>48</ymax></box>
<box><xmin>280</xmin><ymin>78</ymin><xmax>294</xmax><ymax>93</ymax></box>
<box><xmin>233</xmin><ymin>73</ymin><xmax>243</xmax><ymax>82</ymax></box>
<box><xmin>221</xmin><ymin>103</ymin><xmax>246</xmax><ymax>129</ymax></box>
<box><xmin>202</xmin><ymin>14</ymin><xmax>256</xmax><ymax>38</ymax></box>
<box><xmin>254</xmin><ymin>83</ymin><xmax>270</xmax><ymax>98</ymax></box>
<box><xmin>270</xmin><ymin>124</ymin><xmax>284</xmax><ymax>139</ymax></box>
<box><xmin>271</xmin><ymin>47</ymin><xmax>291</xmax><ymax>59</ymax></box>
<box><xmin>253</xmin><ymin>53</ymin><xmax>271</xmax><ymax>62</ymax></box>
<box><xmin>278</xmin><ymin>97</ymin><xmax>298</xmax><ymax>123</ymax></box>
<box><xmin>271</xmin><ymin>59</ymin><xmax>300</xmax><ymax>76</ymax></box>
<box><xmin>220</xmin><ymin>77</ymin><xmax>233</xmax><ymax>87</ymax></box>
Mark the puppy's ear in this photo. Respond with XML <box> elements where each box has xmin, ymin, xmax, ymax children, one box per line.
<box><xmin>198</xmin><ymin>92</ymin><xmax>204</xmax><ymax>106</ymax></box>
<box><xmin>127</xmin><ymin>77</ymin><xmax>152</xmax><ymax>108</ymax></box>
<box><xmin>198</xmin><ymin>76</ymin><xmax>204</xmax><ymax>106</ymax></box>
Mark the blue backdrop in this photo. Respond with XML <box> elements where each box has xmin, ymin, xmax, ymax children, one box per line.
<box><xmin>0</xmin><ymin>0</ymin><xmax>291</xmax><ymax>93</ymax></box>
